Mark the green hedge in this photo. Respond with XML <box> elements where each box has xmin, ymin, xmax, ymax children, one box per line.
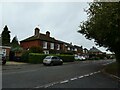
<box><xmin>21</xmin><ymin>51</ymin><xmax>29</xmax><ymax>62</ymax></box>
<box><xmin>28</xmin><ymin>53</ymin><xmax>74</xmax><ymax>64</ymax></box>
<box><xmin>56</xmin><ymin>55</ymin><xmax>74</xmax><ymax>62</ymax></box>
<box><xmin>28</xmin><ymin>53</ymin><xmax>47</xmax><ymax>64</ymax></box>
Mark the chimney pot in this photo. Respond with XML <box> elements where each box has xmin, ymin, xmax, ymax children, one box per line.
<box><xmin>46</xmin><ymin>31</ymin><xmax>50</xmax><ymax>37</ymax></box>
<box><xmin>34</xmin><ymin>27</ymin><xmax>40</xmax><ymax>36</ymax></box>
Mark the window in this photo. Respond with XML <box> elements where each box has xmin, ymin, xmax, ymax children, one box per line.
<box><xmin>68</xmin><ymin>47</ymin><xmax>70</xmax><ymax>50</ymax></box>
<box><xmin>74</xmin><ymin>48</ymin><xmax>77</xmax><ymax>51</ymax></box>
<box><xmin>43</xmin><ymin>41</ymin><xmax>47</xmax><ymax>49</ymax></box>
<box><xmin>52</xmin><ymin>57</ymin><xmax>57</xmax><ymax>59</ymax></box>
<box><xmin>43</xmin><ymin>50</ymin><xmax>49</xmax><ymax>54</ymax></box>
<box><xmin>50</xmin><ymin>43</ymin><xmax>54</xmax><ymax>49</ymax></box>
<box><xmin>45</xmin><ymin>56</ymin><xmax>52</xmax><ymax>59</ymax></box>
<box><xmin>57</xmin><ymin>44</ymin><xmax>60</xmax><ymax>50</ymax></box>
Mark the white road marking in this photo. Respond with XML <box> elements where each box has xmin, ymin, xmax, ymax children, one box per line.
<box><xmin>84</xmin><ymin>74</ymin><xmax>89</xmax><ymax>77</ymax></box>
<box><xmin>93</xmin><ymin>72</ymin><xmax>98</xmax><ymax>74</ymax></box>
<box><xmin>97</xmin><ymin>71</ymin><xmax>101</xmax><ymax>73</ymax></box>
<box><xmin>78</xmin><ymin>76</ymin><xmax>84</xmax><ymax>79</ymax></box>
<box><xmin>34</xmin><ymin>70</ymin><xmax>101</xmax><ymax>88</ymax></box>
<box><xmin>60</xmin><ymin>80</ymin><xmax>69</xmax><ymax>84</ymax></box>
<box><xmin>70</xmin><ymin>77</ymin><xmax>78</xmax><ymax>81</ymax></box>
<box><xmin>89</xmin><ymin>73</ymin><xmax>94</xmax><ymax>75</ymax></box>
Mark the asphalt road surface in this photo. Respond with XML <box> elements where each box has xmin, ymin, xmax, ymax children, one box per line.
<box><xmin>2</xmin><ymin>59</ymin><xmax>119</xmax><ymax>88</ymax></box>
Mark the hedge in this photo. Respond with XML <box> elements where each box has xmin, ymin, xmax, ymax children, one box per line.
<box><xmin>28</xmin><ymin>53</ymin><xmax>74</xmax><ymax>64</ymax></box>
<box><xmin>28</xmin><ymin>53</ymin><xmax>47</xmax><ymax>64</ymax></box>
<box><xmin>56</xmin><ymin>55</ymin><xmax>74</xmax><ymax>62</ymax></box>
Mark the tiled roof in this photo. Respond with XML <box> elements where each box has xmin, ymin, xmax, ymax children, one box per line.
<box><xmin>20</xmin><ymin>33</ymin><xmax>57</xmax><ymax>43</ymax></box>
<box><xmin>74</xmin><ymin>45</ymin><xmax>82</xmax><ymax>49</ymax></box>
<box><xmin>89</xmin><ymin>47</ymin><xmax>102</xmax><ymax>53</ymax></box>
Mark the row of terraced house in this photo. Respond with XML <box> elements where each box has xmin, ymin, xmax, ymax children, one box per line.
<box><xmin>20</xmin><ymin>26</ymin><xmax>88</xmax><ymax>55</ymax></box>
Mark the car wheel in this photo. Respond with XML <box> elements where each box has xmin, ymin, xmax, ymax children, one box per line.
<box><xmin>43</xmin><ymin>63</ymin><xmax>46</xmax><ymax>66</ymax></box>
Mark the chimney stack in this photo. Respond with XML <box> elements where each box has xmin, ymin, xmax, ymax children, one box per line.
<box><xmin>46</xmin><ymin>31</ymin><xmax>50</xmax><ymax>37</ymax></box>
<box><xmin>34</xmin><ymin>26</ymin><xmax>40</xmax><ymax>36</ymax></box>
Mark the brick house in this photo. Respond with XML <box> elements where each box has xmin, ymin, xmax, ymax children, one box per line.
<box><xmin>89</xmin><ymin>46</ymin><xmax>103</xmax><ymax>55</ymax></box>
<box><xmin>20</xmin><ymin>27</ymin><xmax>66</xmax><ymax>54</ymax></box>
<box><xmin>20</xmin><ymin>27</ymin><xmax>83</xmax><ymax>54</ymax></box>
<box><xmin>73</xmin><ymin>45</ymin><xmax>83</xmax><ymax>55</ymax></box>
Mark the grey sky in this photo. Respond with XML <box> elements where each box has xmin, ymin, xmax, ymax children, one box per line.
<box><xmin>0</xmin><ymin>2</ymin><xmax>111</xmax><ymax>53</ymax></box>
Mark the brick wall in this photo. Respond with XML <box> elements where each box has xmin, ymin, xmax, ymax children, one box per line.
<box><xmin>20</xmin><ymin>40</ymin><xmax>42</xmax><ymax>50</ymax></box>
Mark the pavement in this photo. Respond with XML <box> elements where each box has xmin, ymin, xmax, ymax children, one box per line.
<box><xmin>5</xmin><ymin>61</ymin><xmax>28</xmax><ymax>65</ymax></box>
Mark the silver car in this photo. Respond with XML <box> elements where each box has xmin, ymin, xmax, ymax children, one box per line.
<box><xmin>43</xmin><ymin>56</ymin><xmax>63</xmax><ymax>66</ymax></box>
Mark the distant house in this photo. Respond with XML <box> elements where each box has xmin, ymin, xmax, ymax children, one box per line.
<box><xmin>83</xmin><ymin>48</ymin><xmax>89</xmax><ymax>54</ymax></box>
<box><xmin>73</xmin><ymin>45</ymin><xmax>83</xmax><ymax>55</ymax></box>
<box><xmin>20</xmin><ymin>27</ymin><xmax>83</xmax><ymax>54</ymax></box>
<box><xmin>89</xmin><ymin>46</ymin><xmax>103</xmax><ymax>55</ymax></box>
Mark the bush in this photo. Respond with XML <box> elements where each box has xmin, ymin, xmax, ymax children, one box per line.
<box><xmin>21</xmin><ymin>52</ymin><xmax>75</xmax><ymax>64</ymax></box>
<box><xmin>21</xmin><ymin>51</ymin><xmax>30</xmax><ymax>62</ymax></box>
<box><xmin>56</xmin><ymin>54</ymin><xmax>74</xmax><ymax>62</ymax></box>
<box><xmin>28</xmin><ymin>53</ymin><xmax>47</xmax><ymax>64</ymax></box>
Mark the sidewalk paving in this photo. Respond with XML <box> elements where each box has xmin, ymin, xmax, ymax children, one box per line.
<box><xmin>5</xmin><ymin>61</ymin><xmax>28</xmax><ymax>65</ymax></box>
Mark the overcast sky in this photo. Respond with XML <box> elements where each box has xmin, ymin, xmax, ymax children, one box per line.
<box><xmin>0</xmin><ymin>1</ymin><xmax>112</xmax><ymax>53</ymax></box>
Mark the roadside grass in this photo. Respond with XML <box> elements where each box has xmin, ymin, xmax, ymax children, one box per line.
<box><xmin>104</xmin><ymin>62</ymin><xmax>120</xmax><ymax>77</ymax></box>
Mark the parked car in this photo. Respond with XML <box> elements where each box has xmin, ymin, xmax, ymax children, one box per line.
<box><xmin>1</xmin><ymin>54</ymin><xmax>6</xmax><ymax>65</ymax></box>
<box><xmin>43</xmin><ymin>56</ymin><xmax>63</xmax><ymax>66</ymax></box>
<box><xmin>2</xmin><ymin>56</ymin><xmax>6</xmax><ymax>65</ymax></box>
<box><xmin>74</xmin><ymin>55</ymin><xmax>86</xmax><ymax>60</ymax></box>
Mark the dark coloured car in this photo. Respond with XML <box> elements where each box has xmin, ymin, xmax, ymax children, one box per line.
<box><xmin>2</xmin><ymin>56</ymin><xmax>6</xmax><ymax>65</ymax></box>
<box><xmin>43</xmin><ymin>56</ymin><xmax>63</xmax><ymax>66</ymax></box>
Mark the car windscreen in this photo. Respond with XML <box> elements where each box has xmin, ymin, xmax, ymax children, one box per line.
<box><xmin>45</xmin><ymin>56</ymin><xmax>52</xmax><ymax>59</ymax></box>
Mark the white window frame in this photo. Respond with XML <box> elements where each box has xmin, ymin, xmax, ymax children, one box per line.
<box><xmin>43</xmin><ymin>41</ymin><xmax>47</xmax><ymax>49</ymax></box>
<box><xmin>50</xmin><ymin>43</ymin><xmax>54</xmax><ymax>49</ymax></box>
<box><xmin>74</xmin><ymin>48</ymin><xmax>77</xmax><ymax>51</ymax></box>
<box><xmin>68</xmin><ymin>47</ymin><xmax>70</xmax><ymax>50</ymax></box>
<box><xmin>57</xmin><ymin>44</ymin><xmax>60</xmax><ymax>50</ymax></box>
<box><xmin>43</xmin><ymin>50</ymin><xmax>49</xmax><ymax>54</ymax></box>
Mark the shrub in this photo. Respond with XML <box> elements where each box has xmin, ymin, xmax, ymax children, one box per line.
<box><xmin>28</xmin><ymin>53</ymin><xmax>74</xmax><ymax>63</ymax></box>
<box><xmin>28</xmin><ymin>53</ymin><xmax>47</xmax><ymax>64</ymax></box>
<box><xmin>21</xmin><ymin>52</ymin><xmax>75</xmax><ymax>64</ymax></box>
<box><xmin>56</xmin><ymin>54</ymin><xmax>74</xmax><ymax>62</ymax></box>
<box><xmin>21</xmin><ymin>51</ymin><xmax>30</xmax><ymax>62</ymax></box>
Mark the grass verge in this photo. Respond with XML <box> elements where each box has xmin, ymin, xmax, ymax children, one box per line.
<box><xmin>104</xmin><ymin>62</ymin><xmax>120</xmax><ymax>78</ymax></box>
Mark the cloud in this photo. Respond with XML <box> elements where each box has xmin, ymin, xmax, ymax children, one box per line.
<box><xmin>1</xmin><ymin>2</ymin><xmax>110</xmax><ymax>53</ymax></box>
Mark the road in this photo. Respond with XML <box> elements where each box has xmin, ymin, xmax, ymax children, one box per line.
<box><xmin>2</xmin><ymin>59</ymin><xmax>119</xmax><ymax>88</ymax></box>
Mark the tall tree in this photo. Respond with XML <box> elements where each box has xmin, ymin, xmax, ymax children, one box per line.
<box><xmin>1</xmin><ymin>25</ymin><xmax>11</xmax><ymax>46</ymax></box>
<box><xmin>11</xmin><ymin>36</ymin><xmax>19</xmax><ymax>48</ymax></box>
<box><xmin>78</xmin><ymin>2</ymin><xmax>120</xmax><ymax>63</ymax></box>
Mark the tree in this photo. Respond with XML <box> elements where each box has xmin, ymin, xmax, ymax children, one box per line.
<box><xmin>78</xmin><ymin>2</ymin><xmax>120</xmax><ymax>63</ymax></box>
<box><xmin>11</xmin><ymin>36</ymin><xmax>23</xmax><ymax>52</ymax></box>
<box><xmin>1</xmin><ymin>25</ymin><xmax>11</xmax><ymax>46</ymax></box>
<box><xmin>11</xmin><ymin>36</ymin><xmax>19</xmax><ymax>48</ymax></box>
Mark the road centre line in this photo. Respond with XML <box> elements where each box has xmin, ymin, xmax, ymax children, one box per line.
<box><xmin>78</xmin><ymin>76</ymin><xmax>84</xmax><ymax>79</ymax></box>
<box><xmin>84</xmin><ymin>74</ymin><xmax>89</xmax><ymax>77</ymax></box>
<box><xmin>70</xmin><ymin>77</ymin><xmax>78</xmax><ymax>81</ymax></box>
<box><xmin>60</xmin><ymin>80</ymin><xmax>69</xmax><ymax>84</ymax></box>
<box><xmin>34</xmin><ymin>70</ymin><xmax>101</xmax><ymax>88</ymax></box>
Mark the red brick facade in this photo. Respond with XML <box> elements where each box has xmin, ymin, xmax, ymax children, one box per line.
<box><xmin>20</xmin><ymin>40</ymin><xmax>42</xmax><ymax>50</ymax></box>
<box><xmin>20</xmin><ymin>27</ymin><xmax>83</xmax><ymax>54</ymax></box>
